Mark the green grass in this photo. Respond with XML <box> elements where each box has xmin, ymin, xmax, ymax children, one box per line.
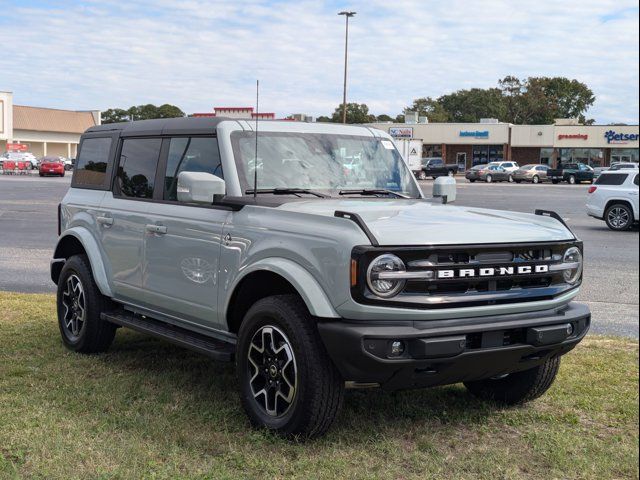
<box><xmin>0</xmin><ymin>291</ymin><xmax>638</xmax><ymax>480</ymax></box>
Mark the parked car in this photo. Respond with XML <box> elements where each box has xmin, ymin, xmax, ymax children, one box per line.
<box><xmin>512</xmin><ymin>164</ymin><xmax>550</xmax><ymax>184</ymax></box>
<box><xmin>420</xmin><ymin>157</ymin><xmax>458</xmax><ymax>178</ymax></box>
<box><xmin>38</xmin><ymin>157</ymin><xmax>66</xmax><ymax>177</ymax></box>
<box><xmin>51</xmin><ymin>117</ymin><xmax>590</xmax><ymax>439</ymax></box>
<box><xmin>489</xmin><ymin>161</ymin><xmax>520</xmax><ymax>173</ymax></box>
<box><xmin>1</xmin><ymin>151</ymin><xmax>38</xmax><ymax>170</ymax></box>
<box><xmin>586</xmin><ymin>169</ymin><xmax>639</xmax><ymax>231</ymax></box>
<box><xmin>465</xmin><ymin>164</ymin><xmax>510</xmax><ymax>183</ymax></box>
<box><xmin>548</xmin><ymin>163</ymin><xmax>594</xmax><ymax>184</ymax></box>
<box><xmin>609</xmin><ymin>162</ymin><xmax>639</xmax><ymax>171</ymax></box>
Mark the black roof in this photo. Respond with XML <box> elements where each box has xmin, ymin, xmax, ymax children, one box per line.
<box><xmin>85</xmin><ymin>116</ymin><xmax>230</xmax><ymax>136</ymax></box>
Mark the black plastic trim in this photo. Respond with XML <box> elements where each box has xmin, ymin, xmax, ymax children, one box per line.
<box><xmin>335</xmin><ymin>210</ymin><xmax>379</xmax><ymax>246</ymax></box>
<box><xmin>535</xmin><ymin>209</ymin><xmax>575</xmax><ymax>236</ymax></box>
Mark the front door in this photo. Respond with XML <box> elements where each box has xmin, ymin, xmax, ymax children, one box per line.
<box><xmin>142</xmin><ymin>136</ymin><xmax>229</xmax><ymax>329</ymax></box>
<box><xmin>456</xmin><ymin>152</ymin><xmax>467</xmax><ymax>172</ymax></box>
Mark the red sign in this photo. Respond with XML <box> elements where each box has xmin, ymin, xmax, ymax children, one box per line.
<box><xmin>558</xmin><ymin>134</ymin><xmax>588</xmax><ymax>140</ymax></box>
<box><xmin>7</xmin><ymin>143</ymin><xmax>28</xmax><ymax>152</ymax></box>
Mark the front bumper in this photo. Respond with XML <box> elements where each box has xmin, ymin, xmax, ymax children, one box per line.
<box><xmin>318</xmin><ymin>302</ymin><xmax>590</xmax><ymax>391</ymax></box>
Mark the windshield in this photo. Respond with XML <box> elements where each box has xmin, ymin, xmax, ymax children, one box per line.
<box><xmin>231</xmin><ymin>132</ymin><xmax>421</xmax><ymax>198</ymax></box>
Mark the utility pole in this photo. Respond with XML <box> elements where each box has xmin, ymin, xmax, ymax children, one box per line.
<box><xmin>338</xmin><ymin>11</ymin><xmax>356</xmax><ymax>124</ymax></box>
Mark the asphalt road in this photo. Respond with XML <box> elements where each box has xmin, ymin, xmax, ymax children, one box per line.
<box><xmin>0</xmin><ymin>174</ymin><xmax>638</xmax><ymax>337</ymax></box>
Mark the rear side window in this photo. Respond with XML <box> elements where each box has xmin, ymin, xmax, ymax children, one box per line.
<box><xmin>73</xmin><ymin>137</ymin><xmax>112</xmax><ymax>188</ymax></box>
<box><xmin>595</xmin><ymin>173</ymin><xmax>628</xmax><ymax>186</ymax></box>
<box><xmin>163</xmin><ymin>137</ymin><xmax>222</xmax><ymax>201</ymax></box>
<box><xmin>116</xmin><ymin>138</ymin><xmax>161</xmax><ymax>199</ymax></box>
<box><xmin>635</xmin><ymin>175</ymin><xmax>639</xmax><ymax>186</ymax></box>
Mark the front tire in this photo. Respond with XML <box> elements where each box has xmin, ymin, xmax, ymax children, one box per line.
<box><xmin>57</xmin><ymin>254</ymin><xmax>117</xmax><ymax>353</ymax></box>
<box><xmin>237</xmin><ymin>295</ymin><xmax>344</xmax><ymax>439</ymax></box>
<box><xmin>532</xmin><ymin>175</ymin><xmax>540</xmax><ymax>184</ymax></box>
<box><xmin>485</xmin><ymin>174</ymin><xmax>493</xmax><ymax>183</ymax></box>
<box><xmin>508</xmin><ymin>175</ymin><xmax>514</xmax><ymax>183</ymax></box>
<box><xmin>464</xmin><ymin>357</ymin><xmax>560</xmax><ymax>405</ymax></box>
<box><xmin>605</xmin><ymin>203</ymin><xmax>634</xmax><ymax>231</ymax></box>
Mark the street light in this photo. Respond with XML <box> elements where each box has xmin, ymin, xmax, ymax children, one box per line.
<box><xmin>338</xmin><ymin>10</ymin><xmax>356</xmax><ymax>124</ymax></box>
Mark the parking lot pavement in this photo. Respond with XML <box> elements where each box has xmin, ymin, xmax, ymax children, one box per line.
<box><xmin>0</xmin><ymin>175</ymin><xmax>637</xmax><ymax>337</ymax></box>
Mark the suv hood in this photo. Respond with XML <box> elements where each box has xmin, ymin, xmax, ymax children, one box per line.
<box><xmin>276</xmin><ymin>199</ymin><xmax>574</xmax><ymax>246</ymax></box>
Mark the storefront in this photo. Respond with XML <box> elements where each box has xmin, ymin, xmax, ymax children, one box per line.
<box><xmin>371</xmin><ymin>121</ymin><xmax>639</xmax><ymax>170</ymax></box>
<box><xmin>0</xmin><ymin>91</ymin><xmax>100</xmax><ymax>158</ymax></box>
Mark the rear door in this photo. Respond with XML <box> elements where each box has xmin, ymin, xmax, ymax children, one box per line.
<box><xmin>99</xmin><ymin>137</ymin><xmax>161</xmax><ymax>304</ymax></box>
<box><xmin>143</xmin><ymin>135</ymin><xmax>230</xmax><ymax>329</ymax></box>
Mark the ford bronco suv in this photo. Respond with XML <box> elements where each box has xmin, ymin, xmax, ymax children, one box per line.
<box><xmin>51</xmin><ymin>117</ymin><xmax>590</xmax><ymax>439</ymax></box>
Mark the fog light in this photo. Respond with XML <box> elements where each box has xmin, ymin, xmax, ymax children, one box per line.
<box><xmin>390</xmin><ymin>340</ymin><xmax>405</xmax><ymax>357</ymax></box>
<box><xmin>566</xmin><ymin>323</ymin><xmax>574</xmax><ymax>336</ymax></box>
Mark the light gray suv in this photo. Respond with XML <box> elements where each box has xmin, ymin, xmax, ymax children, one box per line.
<box><xmin>51</xmin><ymin>117</ymin><xmax>590</xmax><ymax>438</ymax></box>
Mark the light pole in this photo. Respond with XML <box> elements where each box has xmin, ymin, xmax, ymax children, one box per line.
<box><xmin>338</xmin><ymin>11</ymin><xmax>356</xmax><ymax>124</ymax></box>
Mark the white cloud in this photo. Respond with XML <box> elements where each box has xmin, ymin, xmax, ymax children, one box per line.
<box><xmin>0</xmin><ymin>0</ymin><xmax>637</xmax><ymax>123</ymax></box>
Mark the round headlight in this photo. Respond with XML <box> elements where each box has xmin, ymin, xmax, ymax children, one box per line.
<box><xmin>366</xmin><ymin>254</ymin><xmax>406</xmax><ymax>298</ymax></box>
<box><xmin>563</xmin><ymin>247</ymin><xmax>583</xmax><ymax>285</ymax></box>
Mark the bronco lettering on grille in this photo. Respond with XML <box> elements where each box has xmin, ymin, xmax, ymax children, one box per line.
<box><xmin>436</xmin><ymin>264</ymin><xmax>549</xmax><ymax>279</ymax></box>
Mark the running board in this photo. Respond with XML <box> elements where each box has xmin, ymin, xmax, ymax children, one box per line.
<box><xmin>101</xmin><ymin>311</ymin><xmax>235</xmax><ymax>362</ymax></box>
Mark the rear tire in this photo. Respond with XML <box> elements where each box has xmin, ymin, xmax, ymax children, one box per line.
<box><xmin>532</xmin><ymin>175</ymin><xmax>540</xmax><ymax>184</ymax></box>
<box><xmin>486</xmin><ymin>175</ymin><xmax>493</xmax><ymax>183</ymax></box>
<box><xmin>57</xmin><ymin>254</ymin><xmax>117</xmax><ymax>353</ymax></box>
<box><xmin>464</xmin><ymin>357</ymin><xmax>560</xmax><ymax>405</ymax></box>
<box><xmin>605</xmin><ymin>203</ymin><xmax>634</xmax><ymax>231</ymax></box>
<box><xmin>237</xmin><ymin>295</ymin><xmax>344</xmax><ymax>439</ymax></box>
<box><xmin>551</xmin><ymin>179</ymin><xmax>559</xmax><ymax>184</ymax></box>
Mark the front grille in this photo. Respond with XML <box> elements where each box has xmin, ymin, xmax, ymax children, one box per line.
<box><xmin>352</xmin><ymin>241</ymin><xmax>581</xmax><ymax>309</ymax></box>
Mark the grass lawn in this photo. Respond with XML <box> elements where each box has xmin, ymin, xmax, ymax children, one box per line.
<box><xmin>0</xmin><ymin>291</ymin><xmax>638</xmax><ymax>479</ymax></box>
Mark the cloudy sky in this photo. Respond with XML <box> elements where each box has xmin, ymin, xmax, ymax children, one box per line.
<box><xmin>1</xmin><ymin>0</ymin><xmax>638</xmax><ymax>123</ymax></box>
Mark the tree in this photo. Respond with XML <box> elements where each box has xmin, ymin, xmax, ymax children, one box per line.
<box><xmin>376</xmin><ymin>114</ymin><xmax>395</xmax><ymax>122</ymax></box>
<box><xmin>101</xmin><ymin>108</ymin><xmax>129</xmax><ymax>124</ymax></box>
<box><xmin>101</xmin><ymin>104</ymin><xmax>185</xmax><ymax>123</ymax></box>
<box><xmin>315</xmin><ymin>115</ymin><xmax>332</xmax><ymax>123</ymax></box>
<box><xmin>523</xmin><ymin>77</ymin><xmax>595</xmax><ymax>124</ymax></box>
<box><xmin>329</xmin><ymin>103</ymin><xmax>376</xmax><ymax>124</ymax></box>
<box><xmin>438</xmin><ymin>88</ymin><xmax>506</xmax><ymax>123</ymax></box>
<box><xmin>405</xmin><ymin>97</ymin><xmax>449</xmax><ymax>122</ymax></box>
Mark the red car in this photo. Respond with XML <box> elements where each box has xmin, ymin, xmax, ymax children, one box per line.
<box><xmin>39</xmin><ymin>157</ymin><xmax>66</xmax><ymax>177</ymax></box>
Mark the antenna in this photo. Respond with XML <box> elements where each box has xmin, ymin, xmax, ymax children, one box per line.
<box><xmin>253</xmin><ymin>80</ymin><xmax>259</xmax><ymax>199</ymax></box>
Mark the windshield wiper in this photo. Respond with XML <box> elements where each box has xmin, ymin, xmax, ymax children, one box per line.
<box><xmin>338</xmin><ymin>189</ymin><xmax>411</xmax><ymax>199</ymax></box>
<box><xmin>245</xmin><ymin>188</ymin><xmax>330</xmax><ymax>198</ymax></box>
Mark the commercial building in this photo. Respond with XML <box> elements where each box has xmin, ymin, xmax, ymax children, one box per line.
<box><xmin>370</xmin><ymin>119</ymin><xmax>639</xmax><ymax>171</ymax></box>
<box><xmin>191</xmin><ymin>106</ymin><xmax>276</xmax><ymax>120</ymax></box>
<box><xmin>1</xmin><ymin>91</ymin><xmax>100</xmax><ymax>158</ymax></box>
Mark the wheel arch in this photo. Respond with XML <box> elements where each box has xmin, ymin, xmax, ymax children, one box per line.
<box><xmin>604</xmin><ymin>199</ymin><xmax>635</xmax><ymax>221</ymax></box>
<box><xmin>51</xmin><ymin>227</ymin><xmax>112</xmax><ymax>297</ymax></box>
<box><xmin>225</xmin><ymin>258</ymin><xmax>340</xmax><ymax>334</ymax></box>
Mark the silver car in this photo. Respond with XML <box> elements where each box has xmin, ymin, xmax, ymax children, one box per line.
<box><xmin>51</xmin><ymin>118</ymin><xmax>590</xmax><ymax>439</ymax></box>
<box><xmin>512</xmin><ymin>164</ymin><xmax>550</xmax><ymax>184</ymax></box>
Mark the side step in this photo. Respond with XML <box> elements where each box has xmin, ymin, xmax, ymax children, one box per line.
<box><xmin>101</xmin><ymin>311</ymin><xmax>235</xmax><ymax>362</ymax></box>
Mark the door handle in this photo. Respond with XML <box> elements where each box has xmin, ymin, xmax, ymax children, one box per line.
<box><xmin>96</xmin><ymin>215</ymin><xmax>113</xmax><ymax>226</ymax></box>
<box><xmin>145</xmin><ymin>224</ymin><xmax>168</xmax><ymax>235</ymax></box>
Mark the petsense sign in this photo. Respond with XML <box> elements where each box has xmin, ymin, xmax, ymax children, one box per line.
<box><xmin>459</xmin><ymin>130</ymin><xmax>489</xmax><ymax>138</ymax></box>
<box><xmin>604</xmin><ymin>130</ymin><xmax>639</xmax><ymax>144</ymax></box>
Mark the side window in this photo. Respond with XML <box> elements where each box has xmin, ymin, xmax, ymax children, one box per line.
<box><xmin>595</xmin><ymin>174</ymin><xmax>628</xmax><ymax>186</ymax></box>
<box><xmin>163</xmin><ymin>137</ymin><xmax>222</xmax><ymax>201</ymax></box>
<box><xmin>73</xmin><ymin>137</ymin><xmax>112</xmax><ymax>188</ymax></box>
<box><xmin>635</xmin><ymin>174</ymin><xmax>639</xmax><ymax>186</ymax></box>
<box><xmin>116</xmin><ymin>138</ymin><xmax>161</xmax><ymax>199</ymax></box>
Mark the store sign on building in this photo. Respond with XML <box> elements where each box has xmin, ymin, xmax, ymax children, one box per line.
<box><xmin>459</xmin><ymin>130</ymin><xmax>489</xmax><ymax>138</ymax></box>
<box><xmin>7</xmin><ymin>143</ymin><xmax>28</xmax><ymax>152</ymax></box>
<box><xmin>604</xmin><ymin>130</ymin><xmax>640</xmax><ymax>144</ymax></box>
<box><xmin>389</xmin><ymin>127</ymin><xmax>413</xmax><ymax>138</ymax></box>
<box><xmin>558</xmin><ymin>134</ymin><xmax>588</xmax><ymax>140</ymax></box>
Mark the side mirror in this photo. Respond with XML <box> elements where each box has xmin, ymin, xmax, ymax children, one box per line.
<box><xmin>177</xmin><ymin>171</ymin><xmax>225</xmax><ymax>204</ymax></box>
<box><xmin>432</xmin><ymin>176</ymin><xmax>457</xmax><ymax>204</ymax></box>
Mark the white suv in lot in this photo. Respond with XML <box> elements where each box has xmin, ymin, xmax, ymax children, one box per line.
<box><xmin>586</xmin><ymin>169</ymin><xmax>639</xmax><ymax>231</ymax></box>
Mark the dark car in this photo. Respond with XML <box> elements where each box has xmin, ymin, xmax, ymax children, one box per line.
<box><xmin>421</xmin><ymin>157</ymin><xmax>459</xmax><ymax>178</ymax></box>
<box><xmin>547</xmin><ymin>163</ymin><xmax>594</xmax><ymax>184</ymax></box>
<box><xmin>465</xmin><ymin>164</ymin><xmax>510</xmax><ymax>183</ymax></box>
